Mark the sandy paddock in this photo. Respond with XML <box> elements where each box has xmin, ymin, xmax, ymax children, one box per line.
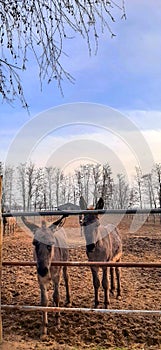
<box><xmin>1</xmin><ymin>214</ymin><xmax>161</xmax><ymax>350</ymax></box>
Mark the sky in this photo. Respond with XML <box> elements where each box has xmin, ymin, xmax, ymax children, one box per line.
<box><xmin>1</xmin><ymin>0</ymin><xmax>161</xmax><ymax>184</ymax></box>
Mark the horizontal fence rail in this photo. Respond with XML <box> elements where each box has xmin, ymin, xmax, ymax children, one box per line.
<box><xmin>2</xmin><ymin>261</ymin><xmax>161</xmax><ymax>268</ymax></box>
<box><xmin>2</xmin><ymin>208</ymin><xmax>161</xmax><ymax>217</ymax></box>
<box><xmin>2</xmin><ymin>305</ymin><xmax>161</xmax><ymax>316</ymax></box>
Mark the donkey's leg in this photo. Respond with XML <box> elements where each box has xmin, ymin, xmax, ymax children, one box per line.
<box><xmin>110</xmin><ymin>267</ymin><xmax>115</xmax><ymax>295</ymax></box>
<box><xmin>102</xmin><ymin>267</ymin><xmax>110</xmax><ymax>308</ymax></box>
<box><xmin>52</xmin><ymin>272</ymin><xmax>61</xmax><ymax>326</ymax></box>
<box><xmin>115</xmin><ymin>263</ymin><xmax>121</xmax><ymax>299</ymax></box>
<box><xmin>63</xmin><ymin>266</ymin><xmax>70</xmax><ymax>305</ymax></box>
<box><xmin>39</xmin><ymin>282</ymin><xmax>48</xmax><ymax>335</ymax></box>
<box><xmin>91</xmin><ymin>267</ymin><xmax>100</xmax><ymax>308</ymax></box>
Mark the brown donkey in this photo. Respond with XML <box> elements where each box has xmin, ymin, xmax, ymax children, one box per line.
<box><xmin>79</xmin><ymin>197</ymin><xmax>122</xmax><ymax>308</ymax></box>
<box><xmin>21</xmin><ymin>215</ymin><xmax>70</xmax><ymax>335</ymax></box>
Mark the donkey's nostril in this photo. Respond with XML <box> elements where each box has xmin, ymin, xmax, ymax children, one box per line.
<box><xmin>37</xmin><ymin>266</ymin><xmax>49</xmax><ymax>277</ymax></box>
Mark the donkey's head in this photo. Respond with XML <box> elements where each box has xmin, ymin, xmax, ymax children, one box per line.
<box><xmin>33</xmin><ymin>239</ymin><xmax>54</xmax><ymax>278</ymax></box>
<box><xmin>21</xmin><ymin>215</ymin><xmax>67</xmax><ymax>279</ymax></box>
<box><xmin>33</xmin><ymin>221</ymin><xmax>56</xmax><ymax>278</ymax></box>
<box><xmin>79</xmin><ymin>197</ymin><xmax>104</xmax><ymax>251</ymax></box>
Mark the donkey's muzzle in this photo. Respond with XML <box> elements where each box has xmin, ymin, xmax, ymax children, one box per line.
<box><xmin>37</xmin><ymin>266</ymin><xmax>49</xmax><ymax>277</ymax></box>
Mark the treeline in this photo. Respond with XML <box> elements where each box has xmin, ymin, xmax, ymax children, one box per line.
<box><xmin>1</xmin><ymin>162</ymin><xmax>161</xmax><ymax>211</ymax></box>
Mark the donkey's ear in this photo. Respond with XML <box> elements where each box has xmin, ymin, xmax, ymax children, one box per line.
<box><xmin>79</xmin><ymin>196</ymin><xmax>87</xmax><ymax>209</ymax></box>
<box><xmin>21</xmin><ymin>216</ymin><xmax>39</xmax><ymax>234</ymax></box>
<box><xmin>95</xmin><ymin>197</ymin><xmax>104</xmax><ymax>209</ymax></box>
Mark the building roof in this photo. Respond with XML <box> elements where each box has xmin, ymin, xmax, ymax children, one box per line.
<box><xmin>58</xmin><ymin>202</ymin><xmax>80</xmax><ymax>210</ymax></box>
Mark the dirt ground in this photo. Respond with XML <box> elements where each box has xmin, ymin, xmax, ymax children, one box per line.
<box><xmin>1</xmin><ymin>214</ymin><xmax>161</xmax><ymax>350</ymax></box>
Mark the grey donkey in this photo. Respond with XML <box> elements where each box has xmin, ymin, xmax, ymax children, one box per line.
<box><xmin>21</xmin><ymin>214</ymin><xmax>70</xmax><ymax>335</ymax></box>
<box><xmin>79</xmin><ymin>197</ymin><xmax>122</xmax><ymax>308</ymax></box>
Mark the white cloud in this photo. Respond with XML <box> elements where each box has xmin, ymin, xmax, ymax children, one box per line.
<box><xmin>28</xmin><ymin>124</ymin><xmax>159</xmax><ymax>182</ymax></box>
<box><xmin>2</xmin><ymin>105</ymin><xmax>160</xmax><ymax>182</ymax></box>
<box><xmin>141</xmin><ymin>129</ymin><xmax>161</xmax><ymax>165</ymax></box>
<box><xmin>125</xmin><ymin>110</ymin><xmax>161</xmax><ymax>131</ymax></box>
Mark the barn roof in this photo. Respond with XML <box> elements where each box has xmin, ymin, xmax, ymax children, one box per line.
<box><xmin>58</xmin><ymin>202</ymin><xmax>80</xmax><ymax>210</ymax></box>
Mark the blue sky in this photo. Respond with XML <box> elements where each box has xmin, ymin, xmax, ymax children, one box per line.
<box><xmin>1</xmin><ymin>0</ymin><xmax>161</xmax><ymax>181</ymax></box>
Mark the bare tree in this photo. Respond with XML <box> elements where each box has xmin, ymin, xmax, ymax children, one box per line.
<box><xmin>33</xmin><ymin>167</ymin><xmax>45</xmax><ymax>210</ymax></box>
<box><xmin>92</xmin><ymin>163</ymin><xmax>101</xmax><ymax>205</ymax></box>
<box><xmin>134</xmin><ymin>166</ymin><xmax>143</xmax><ymax>209</ymax></box>
<box><xmin>75</xmin><ymin>169</ymin><xmax>83</xmax><ymax>198</ymax></box>
<box><xmin>75</xmin><ymin>164</ymin><xmax>98</xmax><ymax>205</ymax></box>
<box><xmin>0</xmin><ymin>0</ymin><xmax>125</xmax><ymax>106</ymax></box>
<box><xmin>25</xmin><ymin>162</ymin><xmax>37</xmax><ymax>210</ymax></box>
<box><xmin>45</xmin><ymin>166</ymin><xmax>55</xmax><ymax>209</ymax></box>
<box><xmin>142</xmin><ymin>172</ymin><xmax>157</xmax><ymax>209</ymax></box>
<box><xmin>155</xmin><ymin>163</ymin><xmax>161</xmax><ymax>208</ymax></box>
<box><xmin>17</xmin><ymin>163</ymin><xmax>26</xmax><ymax>211</ymax></box>
<box><xmin>55</xmin><ymin>168</ymin><xmax>63</xmax><ymax>207</ymax></box>
<box><xmin>61</xmin><ymin>173</ymin><xmax>67</xmax><ymax>204</ymax></box>
<box><xmin>66</xmin><ymin>174</ymin><xmax>73</xmax><ymax>203</ymax></box>
<box><xmin>81</xmin><ymin>164</ymin><xmax>93</xmax><ymax>205</ymax></box>
<box><xmin>101</xmin><ymin>163</ymin><xmax>113</xmax><ymax>208</ymax></box>
<box><xmin>114</xmin><ymin>173</ymin><xmax>129</xmax><ymax>209</ymax></box>
<box><xmin>71</xmin><ymin>175</ymin><xmax>77</xmax><ymax>205</ymax></box>
<box><xmin>2</xmin><ymin>164</ymin><xmax>14</xmax><ymax>210</ymax></box>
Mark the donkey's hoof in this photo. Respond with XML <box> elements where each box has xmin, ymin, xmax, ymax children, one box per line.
<box><xmin>56</xmin><ymin>323</ymin><xmax>60</xmax><ymax>330</ymax></box>
<box><xmin>104</xmin><ymin>302</ymin><xmax>110</xmax><ymax>309</ymax></box>
<box><xmin>64</xmin><ymin>303</ymin><xmax>72</xmax><ymax>307</ymax></box>
<box><xmin>55</xmin><ymin>317</ymin><xmax>61</xmax><ymax>328</ymax></box>
<box><xmin>94</xmin><ymin>303</ymin><xmax>99</xmax><ymax>309</ymax></box>
<box><xmin>40</xmin><ymin>333</ymin><xmax>48</xmax><ymax>340</ymax></box>
<box><xmin>41</xmin><ymin>325</ymin><xmax>48</xmax><ymax>337</ymax></box>
<box><xmin>110</xmin><ymin>289</ymin><xmax>115</xmax><ymax>296</ymax></box>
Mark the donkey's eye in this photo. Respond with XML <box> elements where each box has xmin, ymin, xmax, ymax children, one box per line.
<box><xmin>47</xmin><ymin>245</ymin><xmax>52</xmax><ymax>251</ymax></box>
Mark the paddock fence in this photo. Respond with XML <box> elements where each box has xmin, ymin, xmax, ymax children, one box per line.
<box><xmin>0</xmin><ymin>175</ymin><xmax>161</xmax><ymax>343</ymax></box>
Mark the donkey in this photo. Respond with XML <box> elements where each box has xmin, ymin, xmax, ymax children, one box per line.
<box><xmin>79</xmin><ymin>196</ymin><xmax>122</xmax><ymax>308</ymax></box>
<box><xmin>21</xmin><ymin>214</ymin><xmax>70</xmax><ymax>335</ymax></box>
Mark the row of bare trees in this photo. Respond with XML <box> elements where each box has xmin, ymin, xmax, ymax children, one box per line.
<box><xmin>1</xmin><ymin>162</ymin><xmax>161</xmax><ymax>212</ymax></box>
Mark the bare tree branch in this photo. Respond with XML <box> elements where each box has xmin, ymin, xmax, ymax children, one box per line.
<box><xmin>0</xmin><ymin>0</ymin><xmax>125</xmax><ymax>107</ymax></box>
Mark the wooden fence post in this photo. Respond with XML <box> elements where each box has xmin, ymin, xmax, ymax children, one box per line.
<box><xmin>0</xmin><ymin>175</ymin><xmax>3</xmax><ymax>343</ymax></box>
